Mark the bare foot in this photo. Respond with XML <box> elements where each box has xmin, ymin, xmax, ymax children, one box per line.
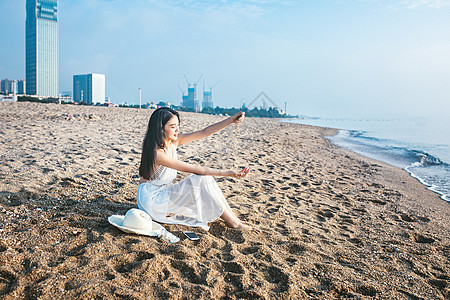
<box><xmin>235</xmin><ymin>222</ymin><xmax>261</xmax><ymax>234</ymax></box>
<box><xmin>220</xmin><ymin>210</ymin><xmax>261</xmax><ymax>234</ymax></box>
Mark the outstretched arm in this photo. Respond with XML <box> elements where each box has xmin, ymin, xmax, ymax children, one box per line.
<box><xmin>178</xmin><ymin>112</ymin><xmax>244</xmax><ymax>146</ymax></box>
<box><xmin>156</xmin><ymin>149</ymin><xmax>249</xmax><ymax>178</ymax></box>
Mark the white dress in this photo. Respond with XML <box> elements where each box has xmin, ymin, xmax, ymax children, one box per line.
<box><xmin>137</xmin><ymin>146</ymin><xmax>227</xmax><ymax>230</ymax></box>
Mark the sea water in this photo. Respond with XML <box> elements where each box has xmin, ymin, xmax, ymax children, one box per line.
<box><xmin>285</xmin><ymin>117</ymin><xmax>450</xmax><ymax>202</ymax></box>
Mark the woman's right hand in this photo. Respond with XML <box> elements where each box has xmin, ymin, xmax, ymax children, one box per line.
<box><xmin>230</xmin><ymin>111</ymin><xmax>245</xmax><ymax>124</ymax></box>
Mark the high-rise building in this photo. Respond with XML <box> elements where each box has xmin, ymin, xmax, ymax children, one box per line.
<box><xmin>188</xmin><ymin>86</ymin><xmax>198</xmax><ymax>110</ymax></box>
<box><xmin>182</xmin><ymin>85</ymin><xmax>200</xmax><ymax>111</ymax></box>
<box><xmin>26</xmin><ymin>0</ymin><xmax>58</xmax><ymax>97</ymax></box>
<box><xmin>181</xmin><ymin>94</ymin><xmax>188</xmax><ymax>107</ymax></box>
<box><xmin>73</xmin><ymin>73</ymin><xmax>105</xmax><ymax>104</ymax></box>
<box><xmin>202</xmin><ymin>90</ymin><xmax>213</xmax><ymax>109</ymax></box>
<box><xmin>0</xmin><ymin>79</ymin><xmax>17</xmax><ymax>94</ymax></box>
<box><xmin>17</xmin><ymin>79</ymin><xmax>26</xmax><ymax>95</ymax></box>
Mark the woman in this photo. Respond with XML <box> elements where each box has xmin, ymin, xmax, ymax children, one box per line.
<box><xmin>137</xmin><ymin>107</ymin><xmax>259</xmax><ymax>233</ymax></box>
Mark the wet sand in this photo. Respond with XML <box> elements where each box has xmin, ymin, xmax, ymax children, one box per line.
<box><xmin>0</xmin><ymin>101</ymin><xmax>448</xmax><ymax>299</ymax></box>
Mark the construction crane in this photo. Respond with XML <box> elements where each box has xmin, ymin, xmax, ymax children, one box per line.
<box><xmin>177</xmin><ymin>84</ymin><xmax>185</xmax><ymax>95</ymax></box>
<box><xmin>195</xmin><ymin>74</ymin><xmax>203</xmax><ymax>87</ymax></box>
<box><xmin>203</xmin><ymin>79</ymin><xmax>220</xmax><ymax>93</ymax></box>
<box><xmin>184</xmin><ymin>74</ymin><xmax>203</xmax><ymax>88</ymax></box>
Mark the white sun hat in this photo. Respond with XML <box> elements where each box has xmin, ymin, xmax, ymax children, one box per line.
<box><xmin>108</xmin><ymin>208</ymin><xmax>180</xmax><ymax>243</ymax></box>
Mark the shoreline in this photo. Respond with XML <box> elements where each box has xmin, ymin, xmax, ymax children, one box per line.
<box><xmin>283</xmin><ymin>119</ymin><xmax>450</xmax><ymax>203</ymax></box>
<box><xmin>0</xmin><ymin>102</ymin><xmax>449</xmax><ymax>299</ymax></box>
<box><xmin>404</xmin><ymin>164</ymin><xmax>449</xmax><ymax>203</ymax></box>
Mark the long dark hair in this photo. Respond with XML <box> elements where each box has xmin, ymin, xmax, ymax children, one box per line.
<box><xmin>139</xmin><ymin>107</ymin><xmax>180</xmax><ymax>180</ymax></box>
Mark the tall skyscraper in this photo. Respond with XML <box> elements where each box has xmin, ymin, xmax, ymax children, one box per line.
<box><xmin>73</xmin><ymin>73</ymin><xmax>105</xmax><ymax>104</ymax></box>
<box><xmin>26</xmin><ymin>0</ymin><xmax>58</xmax><ymax>97</ymax></box>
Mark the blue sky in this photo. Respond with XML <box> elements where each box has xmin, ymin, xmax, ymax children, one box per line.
<box><xmin>1</xmin><ymin>0</ymin><xmax>449</xmax><ymax>118</ymax></box>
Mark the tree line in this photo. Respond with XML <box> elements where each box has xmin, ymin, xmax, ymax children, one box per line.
<box><xmin>183</xmin><ymin>106</ymin><xmax>297</xmax><ymax>118</ymax></box>
<box><xmin>17</xmin><ymin>96</ymin><xmax>297</xmax><ymax>118</ymax></box>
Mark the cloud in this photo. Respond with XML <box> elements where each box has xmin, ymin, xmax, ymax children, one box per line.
<box><xmin>359</xmin><ymin>0</ymin><xmax>450</xmax><ymax>10</ymax></box>
<box><xmin>400</xmin><ymin>0</ymin><xmax>450</xmax><ymax>9</ymax></box>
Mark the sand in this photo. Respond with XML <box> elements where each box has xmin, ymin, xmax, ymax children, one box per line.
<box><xmin>0</xmin><ymin>101</ymin><xmax>448</xmax><ymax>299</ymax></box>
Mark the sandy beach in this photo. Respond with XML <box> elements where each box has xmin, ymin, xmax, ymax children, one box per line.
<box><xmin>0</xmin><ymin>101</ymin><xmax>448</xmax><ymax>299</ymax></box>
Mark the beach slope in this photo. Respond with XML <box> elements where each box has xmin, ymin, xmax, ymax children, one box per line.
<box><xmin>0</xmin><ymin>102</ymin><xmax>448</xmax><ymax>299</ymax></box>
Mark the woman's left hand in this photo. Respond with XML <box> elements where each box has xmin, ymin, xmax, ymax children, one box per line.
<box><xmin>235</xmin><ymin>167</ymin><xmax>250</xmax><ymax>179</ymax></box>
<box><xmin>222</xmin><ymin>167</ymin><xmax>249</xmax><ymax>178</ymax></box>
<box><xmin>231</xmin><ymin>112</ymin><xmax>245</xmax><ymax>124</ymax></box>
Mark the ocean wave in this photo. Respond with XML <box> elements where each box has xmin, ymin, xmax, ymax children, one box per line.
<box><xmin>337</xmin><ymin>130</ymin><xmax>445</xmax><ymax>167</ymax></box>
<box><xmin>408</xmin><ymin>149</ymin><xmax>444</xmax><ymax>167</ymax></box>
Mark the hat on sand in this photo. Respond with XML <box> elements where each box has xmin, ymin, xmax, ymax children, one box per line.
<box><xmin>108</xmin><ymin>208</ymin><xmax>179</xmax><ymax>243</ymax></box>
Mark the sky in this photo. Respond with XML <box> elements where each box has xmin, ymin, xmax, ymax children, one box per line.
<box><xmin>1</xmin><ymin>0</ymin><xmax>449</xmax><ymax>118</ymax></box>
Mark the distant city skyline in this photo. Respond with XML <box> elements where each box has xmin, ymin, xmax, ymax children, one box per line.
<box><xmin>1</xmin><ymin>0</ymin><xmax>450</xmax><ymax>118</ymax></box>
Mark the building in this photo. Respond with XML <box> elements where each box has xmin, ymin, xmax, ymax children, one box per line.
<box><xmin>60</xmin><ymin>90</ymin><xmax>71</xmax><ymax>98</ymax></box>
<box><xmin>73</xmin><ymin>73</ymin><xmax>105</xmax><ymax>104</ymax></box>
<box><xmin>26</xmin><ymin>0</ymin><xmax>59</xmax><ymax>97</ymax></box>
<box><xmin>202</xmin><ymin>90</ymin><xmax>213</xmax><ymax>109</ymax></box>
<box><xmin>188</xmin><ymin>86</ymin><xmax>199</xmax><ymax>111</ymax></box>
<box><xmin>17</xmin><ymin>79</ymin><xmax>26</xmax><ymax>94</ymax></box>
<box><xmin>182</xmin><ymin>85</ymin><xmax>201</xmax><ymax>111</ymax></box>
<box><xmin>181</xmin><ymin>75</ymin><xmax>203</xmax><ymax>111</ymax></box>
<box><xmin>0</xmin><ymin>79</ymin><xmax>16</xmax><ymax>94</ymax></box>
<box><xmin>0</xmin><ymin>95</ymin><xmax>18</xmax><ymax>102</ymax></box>
<box><xmin>59</xmin><ymin>91</ymin><xmax>72</xmax><ymax>102</ymax></box>
<box><xmin>181</xmin><ymin>94</ymin><xmax>188</xmax><ymax>107</ymax></box>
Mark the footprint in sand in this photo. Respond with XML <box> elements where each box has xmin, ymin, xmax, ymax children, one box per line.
<box><xmin>0</xmin><ymin>270</ymin><xmax>17</xmax><ymax>296</ymax></box>
<box><xmin>286</xmin><ymin>242</ymin><xmax>307</xmax><ymax>255</ymax></box>
<box><xmin>285</xmin><ymin>257</ymin><xmax>297</xmax><ymax>265</ymax></box>
<box><xmin>114</xmin><ymin>251</ymin><xmax>155</xmax><ymax>276</ymax></box>
<box><xmin>428</xmin><ymin>279</ymin><xmax>448</xmax><ymax>290</ymax></box>
<box><xmin>47</xmin><ymin>256</ymin><xmax>67</xmax><ymax>268</ymax></box>
<box><xmin>65</xmin><ymin>244</ymin><xmax>87</xmax><ymax>257</ymax></box>
<box><xmin>355</xmin><ymin>284</ymin><xmax>379</xmax><ymax>297</ymax></box>
<box><xmin>240</xmin><ymin>246</ymin><xmax>260</xmax><ymax>255</ymax></box>
<box><xmin>318</xmin><ymin>209</ymin><xmax>335</xmax><ymax>218</ymax></box>
<box><xmin>224</xmin><ymin>273</ymin><xmax>246</xmax><ymax>293</ymax></box>
<box><xmin>170</xmin><ymin>260</ymin><xmax>205</xmax><ymax>284</ymax></box>
<box><xmin>399</xmin><ymin>213</ymin><xmax>417</xmax><ymax>222</ymax></box>
<box><xmin>221</xmin><ymin>261</ymin><xmax>244</xmax><ymax>274</ymax></box>
<box><xmin>260</xmin><ymin>179</ymin><xmax>274</xmax><ymax>186</ymax></box>
<box><xmin>98</xmin><ymin>170</ymin><xmax>111</xmax><ymax>176</ymax></box>
<box><xmin>42</xmin><ymin>167</ymin><xmax>54</xmax><ymax>173</ymax></box>
<box><xmin>359</xmin><ymin>197</ymin><xmax>387</xmax><ymax>205</ymax></box>
<box><xmin>276</xmin><ymin>223</ymin><xmax>290</xmax><ymax>236</ymax></box>
<box><xmin>288</xmin><ymin>182</ymin><xmax>301</xmax><ymax>188</ymax></box>
<box><xmin>267</xmin><ymin>206</ymin><xmax>280</xmax><ymax>214</ymax></box>
<box><xmin>411</xmin><ymin>233</ymin><xmax>435</xmax><ymax>244</ymax></box>
<box><xmin>349</xmin><ymin>237</ymin><xmax>363</xmax><ymax>245</ymax></box>
<box><xmin>264</xmin><ymin>266</ymin><xmax>289</xmax><ymax>293</ymax></box>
